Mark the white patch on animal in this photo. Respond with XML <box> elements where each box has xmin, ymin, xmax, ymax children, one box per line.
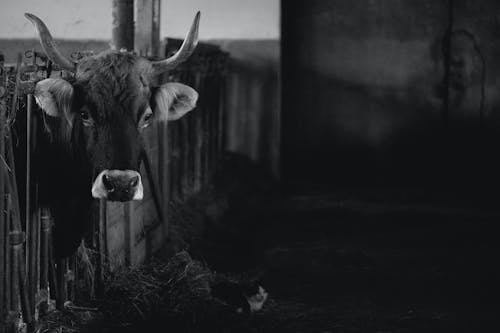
<box><xmin>246</xmin><ymin>285</ymin><xmax>268</xmax><ymax>312</ymax></box>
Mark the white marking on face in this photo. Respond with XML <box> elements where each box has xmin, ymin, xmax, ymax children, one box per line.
<box><xmin>91</xmin><ymin>170</ymin><xmax>109</xmax><ymax>199</ymax></box>
<box><xmin>245</xmin><ymin>285</ymin><xmax>268</xmax><ymax>312</ymax></box>
<box><xmin>132</xmin><ymin>175</ymin><xmax>144</xmax><ymax>200</ymax></box>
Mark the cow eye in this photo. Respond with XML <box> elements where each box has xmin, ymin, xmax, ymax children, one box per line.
<box><xmin>80</xmin><ymin>110</ymin><xmax>89</xmax><ymax>120</ymax></box>
<box><xmin>80</xmin><ymin>109</ymin><xmax>93</xmax><ymax>126</ymax></box>
<box><xmin>140</xmin><ymin>107</ymin><xmax>153</xmax><ymax>128</ymax></box>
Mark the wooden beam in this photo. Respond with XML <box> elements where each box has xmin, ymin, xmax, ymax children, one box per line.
<box><xmin>135</xmin><ymin>0</ymin><xmax>161</xmax><ymax>57</ymax></box>
<box><xmin>111</xmin><ymin>0</ymin><xmax>135</xmax><ymax>51</ymax></box>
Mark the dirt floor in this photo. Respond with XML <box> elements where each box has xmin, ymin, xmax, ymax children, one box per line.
<box><xmin>39</xmin><ymin>175</ymin><xmax>500</xmax><ymax>332</ymax></box>
<box><xmin>184</xmin><ymin>187</ymin><xmax>499</xmax><ymax>333</ymax></box>
<box><xmin>249</xmin><ymin>194</ymin><xmax>500</xmax><ymax>332</ymax></box>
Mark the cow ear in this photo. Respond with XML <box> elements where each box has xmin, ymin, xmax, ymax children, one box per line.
<box><xmin>153</xmin><ymin>82</ymin><xmax>198</xmax><ymax>121</ymax></box>
<box><xmin>34</xmin><ymin>78</ymin><xmax>74</xmax><ymax>123</ymax></box>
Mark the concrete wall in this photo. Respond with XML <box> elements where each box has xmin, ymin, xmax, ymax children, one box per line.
<box><xmin>282</xmin><ymin>0</ymin><xmax>500</xmax><ymax>191</ymax></box>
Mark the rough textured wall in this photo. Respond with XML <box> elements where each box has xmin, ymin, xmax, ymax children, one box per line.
<box><xmin>282</xmin><ymin>0</ymin><xmax>500</xmax><ymax>191</ymax></box>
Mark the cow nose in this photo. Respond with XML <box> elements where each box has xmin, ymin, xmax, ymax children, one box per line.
<box><xmin>102</xmin><ymin>174</ymin><xmax>115</xmax><ymax>193</ymax></box>
<box><xmin>91</xmin><ymin>170</ymin><xmax>144</xmax><ymax>201</ymax></box>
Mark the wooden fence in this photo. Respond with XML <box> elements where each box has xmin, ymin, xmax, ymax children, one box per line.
<box><xmin>0</xmin><ymin>40</ymin><xmax>228</xmax><ymax>332</ymax></box>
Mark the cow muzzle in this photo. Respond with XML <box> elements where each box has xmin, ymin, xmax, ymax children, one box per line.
<box><xmin>91</xmin><ymin>170</ymin><xmax>144</xmax><ymax>201</ymax></box>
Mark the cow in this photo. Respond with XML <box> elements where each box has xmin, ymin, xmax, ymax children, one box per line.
<box><xmin>24</xmin><ymin>12</ymin><xmax>201</xmax><ymax>259</ymax></box>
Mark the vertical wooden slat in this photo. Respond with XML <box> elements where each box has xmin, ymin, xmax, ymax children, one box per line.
<box><xmin>68</xmin><ymin>255</ymin><xmax>76</xmax><ymax>301</ymax></box>
<box><xmin>6</xmin><ymin>196</ymin><xmax>12</xmax><ymax>311</ymax></box>
<box><xmin>56</xmin><ymin>259</ymin><xmax>66</xmax><ymax>310</ymax></box>
<box><xmin>16</xmin><ymin>233</ymin><xmax>33</xmax><ymax>329</ymax></box>
<box><xmin>96</xmin><ymin>200</ymin><xmax>107</xmax><ymax>296</ymax></box>
<box><xmin>158</xmin><ymin>117</ymin><xmax>169</xmax><ymax>241</ymax></box>
<box><xmin>142</xmin><ymin>151</ymin><xmax>163</xmax><ymax>223</ymax></box>
<box><xmin>6</xmin><ymin>56</ymin><xmax>27</xmax><ymax>317</ymax></box>
<box><xmin>180</xmin><ymin>117</ymin><xmax>189</xmax><ymax>199</ymax></box>
<box><xmin>202</xmin><ymin>71</ymin><xmax>210</xmax><ymax>184</ymax></box>
<box><xmin>0</xmin><ymin>52</ymin><xmax>6</xmax><ymax>321</ymax></box>
<box><xmin>26</xmin><ymin>92</ymin><xmax>36</xmax><ymax>317</ymax></box>
<box><xmin>192</xmin><ymin>72</ymin><xmax>202</xmax><ymax>192</ymax></box>
<box><xmin>9</xmin><ymin>230</ymin><xmax>20</xmax><ymax>315</ymax></box>
<box><xmin>124</xmin><ymin>203</ymin><xmax>131</xmax><ymax>266</ymax></box>
<box><xmin>210</xmin><ymin>73</ymin><xmax>217</xmax><ymax>175</ymax></box>
<box><xmin>48</xmin><ymin>219</ymin><xmax>57</xmax><ymax>304</ymax></box>
<box><xmin>172</xmin><ymin>123</ymin><xmax>181</xmax><ymax>201</ymax></box>
<box><xmin>39</xmin><ymin>209</ymin><xmax>50</xmax><ymax>315</ymax></box>
<box><xmin>186</xmin><ymin>71</ymin><xmax>196</xmax><ymax>195</ymax></box>
<box><xmin>217</xmin><ymin>57</ymin><xmax>226</xmax><ymax>159</ymax></box>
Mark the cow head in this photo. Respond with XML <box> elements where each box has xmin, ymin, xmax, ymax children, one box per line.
<box><xmin>26</xmin><ymin>12</ymin><xmax>200</xmax><ymax>202</ymax></box>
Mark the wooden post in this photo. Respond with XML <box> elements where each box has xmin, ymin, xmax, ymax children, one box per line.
<box><xmin>124</xmin><ymin>203</ymin><xmax>131</xmax><ymax>266</ymax></box>
<box><xmin>39</xmin><ymin>210</ymin><xmax>50</xmax><ymax>314</ymax></box>
<box><xmin>135</xmin><ymin>0</ymin><xmax>161</xmax><ymax>57</ymax></box>
<box><xmin>111</xmin><ymin>0</ymin><xmax>135</xmax><ymax>51</ymax></box>
<box><xmin>96</xmin><ymin>199</ymin><xmax>107</xmax><ymax>296</ymax></box>
<box><xmin>193</xmin><ymin>73</ymin><xmax>203</xmax><ymax>193</ymax></box>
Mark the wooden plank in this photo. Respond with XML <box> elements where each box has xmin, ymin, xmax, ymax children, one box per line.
<box><xmin>135</xmin><ymin>0</ymin><xmax>161</xmax><ymax>57</ymax></box>
<box><xmin>0</xmin><ymin>52</ymin><xmax>6</xmax><ymax>320</ymax></box>
<box><xmin>193</xmin><ymin>72</ymin><xmax>203</xmax><ymax>192</ymax></box>
<box><xmin>39</xmin><ymin>209</ymin><xmax>50</xmax><ymax>311</ymax></box>
<box><xmin>124</xmin><ymin>202</ymin><xmax>131</xmax><ymax>266</ymax></box>
<box><xmin>6</xmin><ymin>196</ymin><xmax>12</xmax><ymax>311</ymax></box>
<box><xmin>26</xmin><ymin>93</ymin><xmax>37</xmax><ymax>317</ymax></box>
<box><xmin>111</xmin><ymin>0</ymin><xmax>134</xmax><ymax>51</ymax></box>
<box><xmin>171</xmin><ymin>123</ymin><xmax>180</xmax><ymax>201</ymax></box>
<box><xmin>158</xmin><ymin>116</ymin><xmax>169</xmax><ymax>241</ymax></box>
<box><xmin>202</xmin><ymin>72</ymin><xmax>210</xmax><ymax>185</ymax></box>
<box><xmin>180</xmin><ymin>117</ymin><xmax>189</xmax><ymax>199</ymax></box>
<box><xmin>96</xmin><ymin>200</ymin><xmax>107</xmax><ymax>294</ymax></box>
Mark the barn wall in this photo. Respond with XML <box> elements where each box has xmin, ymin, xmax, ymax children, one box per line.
<box><xmin>282</xmin><ymin>0</ymin><xmax>500</xmax><ymax>192</ymax></box>
<box><xmin>216</xmin><ymin>40</ymin><xmax>280</xmax><ymax>179</ymax></box>
<box><xmin>0</xmin><ymin>0</ymin><xmax>279</xmax><ymax>40</ymax></box>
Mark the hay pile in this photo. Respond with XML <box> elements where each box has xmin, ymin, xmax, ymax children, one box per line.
<box><xmin>100</xmin><ymin>251</ymin><xmax>213</xmax><ymax>326</ymax></box>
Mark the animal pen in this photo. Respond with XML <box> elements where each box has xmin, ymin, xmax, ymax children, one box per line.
<box><xmin>0</xmin><ymin>40</ymin><xmax>228</xmax><ymax>331</ymax></box>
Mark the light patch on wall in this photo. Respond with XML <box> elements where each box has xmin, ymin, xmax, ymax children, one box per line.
<box><xmin>0</xmin><ymin>0</ymin><xmax>112</xmax><ymax>39</ymax></box>
<box><xmin>304</xmin><ymin>37</ymin><xmax>433</xmax><ymax>88</ymax></box>
<box><xmin>162</xmin><ymin>0</ymin><xmax>279</xmax><ymax>39</ymax></box>
<box><xmin>0</xmin><ymin>0</ymin><xmax>279</xmax><ymax>40</ymax></box>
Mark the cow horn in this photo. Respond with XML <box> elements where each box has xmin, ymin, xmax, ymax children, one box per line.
<box><xmin>151</xmin><ymin>11</ymin><xmax>200</xmax><ymax>74</ymax></box>
<box><xmin>24</xmin><ymin>13</ymin><xmax>77</xmax><ymax>71</ymax></box>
